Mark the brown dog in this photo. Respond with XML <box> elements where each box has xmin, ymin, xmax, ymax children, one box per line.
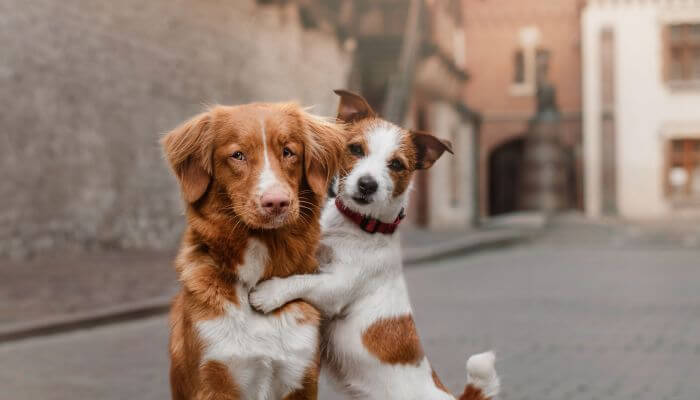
<box><xmin>161</xmin><ymin>102</ymin><xmax>344</xmax><ymax>399</ymax></box>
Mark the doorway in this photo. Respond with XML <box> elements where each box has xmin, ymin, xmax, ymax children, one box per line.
<box><xmin>488</xmin><ymin>138</ymin><xmax>525</xmax><ymax>215</ymax></box>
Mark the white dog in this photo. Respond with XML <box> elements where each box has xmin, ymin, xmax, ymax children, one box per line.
<box><xmin>251</xmin><ymin>90</ymin><xmax>499</xmax><ymax>400</ymax></box>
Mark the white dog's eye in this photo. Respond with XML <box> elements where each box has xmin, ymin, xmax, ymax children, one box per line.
<box><xmin>348</xmin><ymin>143</ymin><xmax>364</xmax><ymax>157</ymax></box>
<box><xmin>388</xmin><ymin>159</ymin><xmax>405</xmax><ymax>172</ymax></box>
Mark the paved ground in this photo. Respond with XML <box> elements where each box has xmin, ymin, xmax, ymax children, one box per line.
<box><xmin>0</xmin><ymin>249</ymin><xmax>179</xmax><ymax>326</ymax></box>
<box><xmin>0</xmin><ymin>228</ymin><xmax>503</xmax><ymax>328</ymax></box>
<box><xmin>1</xmin><ymin>218</ymin><xmax>699</xmax><ymax>399</ymax></box>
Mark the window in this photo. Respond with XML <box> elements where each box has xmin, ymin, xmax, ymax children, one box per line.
<box><xmin>667</xmin><ymin>138</ymin><xmax>700</xmax><ymax>198</ymax></box>
<box><xmin>666</xmin><ymin>24</ymin><xmax>700</xmax><ymax>82</ymax></box>
<box><xmin>510</xmin><ymin>26</ymin><xmax>542</xmax><ymax>96</ymax></box>
<box><xmin>513</xmin><ymin>50</ymin><xmax>525</xmax><ymax>84</ymax></box>
<box><xmin>511</xmin><ymin>46</ymin><xmax>550</xmax><ymax>95</ymax></box>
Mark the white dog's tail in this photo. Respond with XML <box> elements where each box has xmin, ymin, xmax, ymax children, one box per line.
<box><xmin>457</xmin><ymin>351</ymin><xmax>500</xmax><ymax>400</ymax></box>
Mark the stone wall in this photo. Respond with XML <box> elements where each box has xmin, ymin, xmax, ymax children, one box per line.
<box><xmin>0</xmin><ymin>0</ymin><xmax>350</xmax><ymax>258</ymax></box>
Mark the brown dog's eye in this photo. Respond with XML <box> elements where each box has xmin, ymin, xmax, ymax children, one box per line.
<box><xmin>231</xmin><ymin>151</ymin><xmax>245</xmax><ymax>161</ymax></box>
<box><xmin>388</xmin><ymin>159</ymin><xmax>405</xmax><ymax>172</ymax></box>
<box><xmin>348</xmin><ymin>143</ymin><xmax>364</xmax><ymax>157</ymax></box>
<box><xmin>283</xmin><ymin>147</ymin><xmax>295</xmax><ymax>158</ymax></box>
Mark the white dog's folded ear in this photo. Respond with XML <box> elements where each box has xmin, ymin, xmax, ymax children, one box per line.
<box><xmin>411</xmin><ymin>130</ymin><xmax>453</xmax><ymax>170</ymax></box>
<box><xmin>334</xmin><ymin>89</ymin><xmax>377</xmax><ymax>123</ymax></box>
<box><xmin>161</xmin><ymin>111</ymin><xmax>213</xmax><ymax>203</ymax></box>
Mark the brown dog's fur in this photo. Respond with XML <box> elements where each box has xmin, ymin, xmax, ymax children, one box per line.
<box><xmin>162</xmin><ymin>102</ymin><xmax>344</xmax><ymax>399</ymax></box>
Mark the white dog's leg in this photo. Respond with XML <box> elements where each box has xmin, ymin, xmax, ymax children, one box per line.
<box><xmin>249</xmin><ymin>271</ymin><xmax>350</xmax><ymax>316</ymax></box>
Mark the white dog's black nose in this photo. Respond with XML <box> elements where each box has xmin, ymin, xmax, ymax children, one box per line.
<box><xmin>357</xmin><ymin>175</ymin><xmax>378</xmax><ymax>195</ymax></box>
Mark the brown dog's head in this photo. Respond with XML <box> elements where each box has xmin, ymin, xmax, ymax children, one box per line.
<box><xmin>333</xmin><ymin>90</ymin><xmax>453</xmax><ymax>220</ymax></box>
<box><xmin>162</xmin><ymin>103</ymin><xmax>344</xmax><ymax>230</ymax></box>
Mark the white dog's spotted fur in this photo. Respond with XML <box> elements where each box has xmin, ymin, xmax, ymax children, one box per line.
<box><xmin>340</xmin><ymin>123</ymin><xmax>410</xmax><ymax>221</ymax></box>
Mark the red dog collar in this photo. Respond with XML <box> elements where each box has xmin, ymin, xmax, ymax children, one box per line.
<box><xmin>335</xmin><ymin>197</ymin><xmax>405</xmax><ymax>235</ymax></box>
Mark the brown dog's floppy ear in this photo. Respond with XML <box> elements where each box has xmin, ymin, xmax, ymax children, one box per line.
<box><xmin>333</xmin><ymin>89</ymin><xmax>376</xmax><ymax>123</ymax></box>
<box><xmin>301</xmin><ymin>111</ymin><xmax>345</xmax><ymax>198</ymax></box>
<box><xmin>161</xmin><ymin>111</ymin><xmax>213</xmax><ymax>203</ymax></box>
<box><xmin>411</xmin><ymin>131</ymin><xmax>454</xmax><ymax>170</ymax></box>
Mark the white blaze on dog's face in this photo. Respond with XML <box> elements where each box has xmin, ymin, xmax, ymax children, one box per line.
<box><xmin>334</xmin><ymin>90</ymin><xmax>453</xmax><ymax>221</ymax></box>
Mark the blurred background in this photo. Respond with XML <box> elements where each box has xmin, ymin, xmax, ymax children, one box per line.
<box><xmin>2</xmin><ymin>0</ymin><xmax>700</xmax><ymax>399</ymax></box>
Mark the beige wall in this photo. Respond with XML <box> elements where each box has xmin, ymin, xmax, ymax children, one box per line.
<box><xmin>425</xmin><ymin>101</ymin><xmax>477</xmax><ymax>229</ymax></box>
<box><xmin>583</xmin><ymin>0</ymin><xmax>700</xmax><ymax>218</ymax></box>
<box><xmin>0</xmin><ymin>0</ymin><xmax>350</xmax><ymax>258</ymax></box>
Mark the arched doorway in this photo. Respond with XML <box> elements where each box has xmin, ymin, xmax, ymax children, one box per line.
<box><xmin>488</xmin><ymin>138</ymin><xmax>525</xmax><ymax>215</ymax></box>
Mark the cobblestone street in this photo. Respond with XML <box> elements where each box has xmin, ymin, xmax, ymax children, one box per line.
<box><xmin>1</xmin><ymin>218</ymin><xmax>699</xmax><ymax>399</ymax></box>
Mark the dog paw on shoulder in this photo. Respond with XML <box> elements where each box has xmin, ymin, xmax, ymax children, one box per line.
<box><xmin>248</xmin><ymin>278</ymin><xmax>288</xmax><ymax>314</ymax></box>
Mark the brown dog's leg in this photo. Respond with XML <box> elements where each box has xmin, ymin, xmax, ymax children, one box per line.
<box><xmin>169</xmin><ymin>294</ymin><xmax>192</xmax><ymax>400</ymax></box>
<box><xmin>282</xmin><ymin>356</ymin><xmax>320</xmax><ymax>400</ymax></box>
<box><xmin>195</xmin><ymin>361</ymin><xmax>241</xmax><ymax>400</ymax></box>
<box><xmin>169</xmin><ymin>363</ymin><xmax>188</xmax><ymax>400</ymax></box>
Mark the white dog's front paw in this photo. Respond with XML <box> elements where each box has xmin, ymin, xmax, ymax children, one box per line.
<box><xmin>249</xmin><ymin>278</ymin><xmax>288</xmax><ymax>314</ymax></box>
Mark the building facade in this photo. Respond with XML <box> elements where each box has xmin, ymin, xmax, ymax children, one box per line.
<box><xmin>1</xmin><ymin>0</ymin><xmax>481</xmax><ymax>258</ymax></box>
<box><xmin>582</xmin><ymin>0</ymin><xmax>700</xmax><ymax>218</ymax></box>
<box><xmin>0</xmin><ymin>0</ymin><xmax>351</xmax><ymax>258</ymax></box>
<box><xmin>462</xmin><ymin>0</ymin><xmax>585</xmax><ymax>216</ymax></box>
<box><xmin>332</xmin><ymin>0</ymin><xmax>480</xmax><ymax>229</ymax></box>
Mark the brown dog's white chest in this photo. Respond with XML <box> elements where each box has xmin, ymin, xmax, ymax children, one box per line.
<box><xmin>195</xmin><ymin>240</ymin><xmax>318</xmax><ymax>398</ymax></box>
<box><xmin>236</xmin><ymin>238</ymin><xmax>269</xmax><ymax>287</ymax></box>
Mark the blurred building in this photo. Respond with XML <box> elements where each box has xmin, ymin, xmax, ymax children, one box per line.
<box><xmin>583</xmin><ymin>0</ymin><xmax>700</xmax><ymax>218</ymax></box>
<box><xmin>462</xmin><ymin>0</ymin><xmax>585</xmax><ymax>216</ymax></box>
<box><xmin>0</xmin><ymin>0</ymin><xmax>350</xmax><ymax>258</ymax></box>
<box><xmin>326</xmin><ymin>0</ymin><xmax>480</xmax><ymax>229</ymax></box>
<box><xmin>1</xmin><ymin>0</ymin><xmax>481</xmax><ymax>258</ymax></box>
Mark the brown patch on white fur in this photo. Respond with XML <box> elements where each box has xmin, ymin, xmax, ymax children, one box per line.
<box><xmin>390</xmin><ymin>131</ymin><xmax>418</xmax><ymax>197</ymax></box>
<box><xmin>335</xmin><ymin>119</ymin><xmax>370</xmax><ymax>197</ymax></box>
<box><xmin>198</xmin><ymin>360</ymin><xmax>241</xmax><ymax>399</ymax></box>
<box><xmin>432</xmin><ymin>369</ymin><xmax>450</xmax><ymax>394</ymax></box>
<box><xmin>457</xmin><ymin>385</ymin><xmax>491</xmax><ymax>400</ymax></box>
<box><xmin>271</xmin><ymin>299</ymin><xmax>321</xmax><ymax>325</ymax></box>
<box><xmin>361</xmin><ymin>314</ymin><xmax>425</xmax><ymax>365</ymax></box>
<box><xmin>163</xmin><ymin>103</ymin><xmax>344</xmax><ymax>399</ymax></box>
<box><xmin>282</xmin><ymin>353</ymin><xmax>320</xmax><ymax>400</ymax></box>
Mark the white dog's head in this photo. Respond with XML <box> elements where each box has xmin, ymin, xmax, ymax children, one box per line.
<box><xmin>333</xmin><ymin>90</ymin><xmax>453</xmax><ymax>222</ymax></box>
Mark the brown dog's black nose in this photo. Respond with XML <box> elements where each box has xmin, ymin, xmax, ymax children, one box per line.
<box><xmin>357</xmin><ymin>175</ymin><xmax>378</xmax><ymax>196</ymax></box>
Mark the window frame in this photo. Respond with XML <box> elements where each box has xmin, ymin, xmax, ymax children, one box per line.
<box><xmin>664</xmin><ymin>23</ymin><xmax>700</xmax><ymax>86</ymax></box>
<box><xmin>513</xmin><ymin>50</ymin><xmax>525</xmax><ymax>85</ymax></box>
<box><xmin>510</xmin><ymin>47</ymin><xmax>550</xmax><ymax>96</ymax></box>
<box><xmin>665</xmin><ymin>137</ymin><xmax>700</xmax><ymax>202</ymax></box>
